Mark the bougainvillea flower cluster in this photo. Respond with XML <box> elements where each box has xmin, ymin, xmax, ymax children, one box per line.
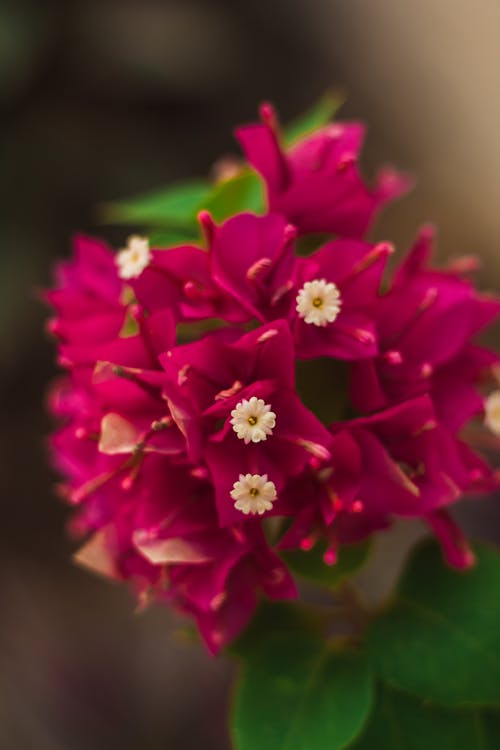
<box><xmin>46</xmin><ymin>103</ymin><xmax>499</xmax><ymax>653</ymax></box>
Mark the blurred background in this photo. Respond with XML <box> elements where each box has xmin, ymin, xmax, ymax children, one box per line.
<box><xmin>1</xmin><ymin>0</ymin><xmax>499</xmax><ymax>747</ymax></box>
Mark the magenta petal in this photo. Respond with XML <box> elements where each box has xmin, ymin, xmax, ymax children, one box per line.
<box><xmin>425</xmin><ymin>510</ymin><xmax>475</xmax><ymax>569</ymax></box>
<box><xmin>294</xmin><ymin>311</ymin><xmax>378</xmax><ymax>360</ymax></box>
<box><xmin>210</xmin><ymin>212</ymin><xmax>295</xmax><ymax>321</ymax></box>
<box><xmin>71</xmin><ymin>234</ymin><xmax>122</xmax><ymax>302</ymax></box>
<box><xmin>237</xmin><ymin>106</ymin><xmax>411</xmax><ymax>237</ymax></box>
<box><xmin>235</xmin><ymin>102</ymin><xmax>289</xmax><ymax>192</ymax></box>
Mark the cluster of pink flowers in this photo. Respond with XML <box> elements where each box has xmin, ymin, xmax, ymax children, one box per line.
<box><xmin>47</xmin><ymin>104</ymin><xmax>499</xmax><ymax>652</ymax></box>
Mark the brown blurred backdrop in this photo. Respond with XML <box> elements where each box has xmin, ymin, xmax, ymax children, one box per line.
<box><xmin>1</xmin><ymin>1</ymin><xmax>499</xmax><ymax>748</ymax></box>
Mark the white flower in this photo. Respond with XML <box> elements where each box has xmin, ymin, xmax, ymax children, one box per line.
<box><xmin>230</xmin><ymin>396</ymin><xmax>276</xmax><ymax>444</ymax></box>
<box><xmin>116</xmin><ymin>236</ymin><xmax>151</xmax><ymax>280</ymax></box>
<box><xmin>485</xmin><ymin>391</ymin><xmax>500</xmax><ymax>435</ymax></box>
<box><xmin>296</xmin><ymin>278</ymin><xmax>342</xmax><ymax>327</ymax></box>
<box><xmin>230</xmin><ymin>474</ymin><xmax>277</xmax><ymax>515</ymax></box>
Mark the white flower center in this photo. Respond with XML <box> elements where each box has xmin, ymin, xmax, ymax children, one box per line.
<box><xmin>230</xmin><ymin>473</ymin><xmax>277</xmax><ymax>515</ymax></box>
<box><xmin>116</xmin><ymin>236</ymin><xmax>151</xmax><ymax>280</ymax></box>
<box><xmin>296</xmin><ymin>278</ymin><xmax>342</xmax><ymax>327</ymax></box>
<box><xmin>230</xmin><ymin>397</ymin><xmax>276</xmax><ymax>444</ymax></box>
<box><xmin>485</xmin><ymin>391</ymin><xmax>500</xmax><ymax>436</ymax></box>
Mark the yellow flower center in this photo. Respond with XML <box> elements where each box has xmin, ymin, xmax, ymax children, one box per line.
<box><xmin>247</xmin><ymin>415</ymin><xmax>258</xmax><ymax>426</ymax></box>
<box><xmin>249</xmin><ymin>487</ymin><xmax>259</xmax><ymax>497</ymax></box>
<box><xmin>312</xmin><ymin>297</ymin><xmax>323</xmax><ymax>308</ymax></box>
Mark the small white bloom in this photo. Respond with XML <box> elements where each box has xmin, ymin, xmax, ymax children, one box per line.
<box><xmin>485</xmin><ymin>391</ymin><xmax>500</xmax><ymax>436</ymax></box>
<box><xmin>230</xmin><ymin>473</ymin><xmax>277</xmax><ymax>515</ymax></box>
<box><xmin>116</xmin><ymin>236</ymin><xmax>151</xmax><ymax>280</ymax></box>
<box><xmin>230</xmin><ymin>396</ymin><xmax>276</xmax><ymax>444</ymax></box>
<box><xmin>296</xmin><ymin>278</ymin><xmax>342</xmax><ymax>327</ymax></box>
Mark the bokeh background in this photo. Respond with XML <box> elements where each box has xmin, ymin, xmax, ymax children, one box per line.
<box><xmin>1</xmin><ymin>1</ymin><xmax>499</xmax><ymax>747</ymax></box>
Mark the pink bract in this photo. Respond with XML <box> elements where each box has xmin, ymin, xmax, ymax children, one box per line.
<box><xmin>236</xmin><ymin>102</ymin><xmax>412</xmax><ymax>237</ymax></box>
<box><xmin>46</xmin><ymin>107</ymin><xmax>499</xmax><ymax>653</ymax></box>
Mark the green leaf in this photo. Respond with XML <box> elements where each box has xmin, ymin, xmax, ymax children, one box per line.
<box><xmin>101</xmin><ymin>180</ymin><xmax>210</xmax><ymax>227</ymax></box>
<box><xmin>102</xmin><ymin>170</ymin><xmax>264</xmax><ymax>230</ymax></box>
<box><xmin>176</xmin><ymin>318</ymin><xmax>228</xmax><ymax>345</ymax></box>
<box><xmin>118</xmin><ymin>308</ymin><xmax>139</xmax><ymax>338</ymax></box>
<box><xmin>148</xmin><ymin>227</ymin><xmax>201</xmax><ymax>247</ymax></box>
<box><xmin>482</xmin><ymin>712</ymin><xmax>500</xmax><ymax>746</ymax></box>
<box><xmin>232</xmin><ymin>633</ymin><xmax>373</xmax><ymax>750</ymax></box>
<box><xmin>283</xmin><ymin>541</ymin><xmax>371</xmax><ymax>590</ymax></box>
<box><xmin>349</xmin><ymin>684</ymin><xmax>486</xmax><ymax>750</ymax></box>
<box><xmin>203</xmin><ymin>170</ymin><xmax>264</xmax><ymax>222</ymax></box>
<box><xmin>284</xmin><ymin>91</ymin><xmax>344</xmax><ymax>146</ymax></box>
<box><xmin>366</xmin><ymin>541</ymin><xmax>500</xmax><ymax>707</ymax></box>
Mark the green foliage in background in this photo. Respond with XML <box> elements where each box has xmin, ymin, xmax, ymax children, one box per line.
<box><xmin>233</xmin><ymin>634</ymin><xmax>373</xmax><ymax>750</ymax></box>
<box><xmin>232</xmin><ymin>541</ymin><xmax>500</xmax><ymax>750</ymax></box>
<box><xmin>366</xmin><ymin>542</ymin><xmax>500</xmax><ymax>707</ymax></box>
